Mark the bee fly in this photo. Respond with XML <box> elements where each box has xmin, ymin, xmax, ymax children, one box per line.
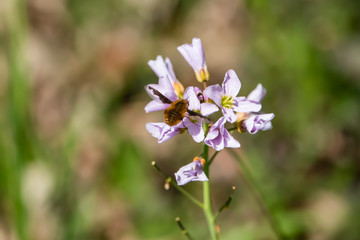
<box><xmin>147</xmin><ymin>86</ymin><xmax>209</xmax><ymax>126</ymax></box>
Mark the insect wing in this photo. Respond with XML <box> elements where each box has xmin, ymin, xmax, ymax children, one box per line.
<box><xmin>147</xmin><ymin>86</ymin><xmax>172</xmax><ymax>104</ymax></box>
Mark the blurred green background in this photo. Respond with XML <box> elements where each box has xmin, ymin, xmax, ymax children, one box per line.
<box><xmin>1</xmin><ymin>0</ymin><xmax>360</xmax><ymax>239</ymax></box>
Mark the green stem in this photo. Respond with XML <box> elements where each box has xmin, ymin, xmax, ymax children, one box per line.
<box><xmin>229</xmin><ymin>149</ymin><xmax>285</xmax><ymax>240</ymax></box>
<box><xmin>202</xmin><ymin>141</ymin><xmax>217</xmax><ymax>240</ymax></box>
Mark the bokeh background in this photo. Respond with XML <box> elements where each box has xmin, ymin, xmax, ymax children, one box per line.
<box><xmin>1</xmin><ymin>0</ymin><xmax>360</xmax><ymax>239</ymax></box>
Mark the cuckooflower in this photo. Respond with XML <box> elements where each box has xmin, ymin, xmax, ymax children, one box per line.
<box><xmin>242</xmin><ymin>113</ymin><xmax>274</xmax><ymax>134</ymax></box>
<box><xmin>236</xmin><ymin>84</ymin><xmax>274</xmax><ymax>134</ymax></box>
<box><xmin>175</xmin><ymin>158</ymin><xmax>208</xmax><ymax>186</ymax></box>
<box><xmin>204</xmin><ymin>117</ymin><xmax>240</xmax><ymax>151</ymax></box>
<box><xmin>148</xmin><ymin>55</ymin><xmax>184</xmax><ymax>98</ymax></box>
<box><xmin>177</xmin><ymin>38</ymin><xmax>209</xmax><ymax>83</ymax></box>
<box><xmin>204</xmin><ymin>70</ymin><xmax>261</xmax><ymax>123</ymax></box>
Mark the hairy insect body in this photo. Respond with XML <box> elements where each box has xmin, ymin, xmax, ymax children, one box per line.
<box><xmin>164</xmin><ymin>99</ymin><xmax>189</xmax><ymax>126</ymax></box>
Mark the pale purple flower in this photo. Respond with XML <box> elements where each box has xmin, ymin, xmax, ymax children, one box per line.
<box><xmin>145</xmin><ymin>76</ymin><xmax>178</xmax><ymax>113</ymax></box>
<box><xmin>175</xmin><ymin>159</ymin><xmax>208</xmax><ymax>186</ymax></box>
<box><xmin>177</xmin><ymin>38</ymin><xmax>209</xmax><ymax>82</ymax></box>
<box><xmin>146</xmin><ymin>122</ymin><xmax>181</xmax><ymax>143</ymax></box>
<box><xmin>148</xmin><ymin>55</ymin><xmax>184</xmax><ymax>97</ymax></box>
<box><xmin>204</xmin><ymin>117</ymin><xmax>240</xmax><ymax>151</ymax></box>
<box><xmin>204</xmin><ymin>70</ymin><xmax>261</xmax><ymax>123</ymax></box>
<box><xmin>243</xmin><ymin>113</ymin><xmax>274</xmax><ymax>134</ymax></box>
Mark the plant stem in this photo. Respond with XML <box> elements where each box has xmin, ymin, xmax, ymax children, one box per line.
<box><xmin>202</xmin><ymin>142</ymin><xmax>217</xmax><ymax>240</ymax></box>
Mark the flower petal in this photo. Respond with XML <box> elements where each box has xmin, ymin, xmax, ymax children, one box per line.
<box><xmin>200</xmin><ymin>103</ymin><xmax>218</xmax><ymax>116</ymax></box>
<box><xmin>247</xmin><ymin>84</ymin><xmax>266</xmax><ymax>103</ymax></box>
<box><xmin>203</xmin><ymin>84</ymin><xmax>223</xmax><ymax>106</ymax></box>
<box><xmin>222</xmin><ymin>69</ymin><xmax>241</xmax><ymax>98</ymax></box>
<box><xmin>177</xmin><ymin>38</ymin><xmax>205</xmax><ymax>72</ymax></box>
<box><xmin>184</xmin><ymin>118</ymin><xmax>204</xmax><ymax>143</ymax></box>
<box><xmin>223</xmin><ymin>130</ymin><xmax>241</xmax><ymax>148</ymax></box>
<box><xmin>222</xmin><ymin>107</ymin><xmax>237</xmax><ymax>123</ymax></box>
<box><xmin>184</xmin><ymin>87</ymin><xmax>201</xmax><ymax>111</ymax></box>
<box><xmin>146</xmin><ymin>122</ymin><xmax>180</xmax><ymax>143</ymax></box>
<box><xmin>233</xmin><ymin>98</ymin><xmax>262</xmax><ymax>113</ymax></box>
<box><xmin>145</xmin><ymin>100</ymin><xmax>169</xmax><ymax>113</ymax></box>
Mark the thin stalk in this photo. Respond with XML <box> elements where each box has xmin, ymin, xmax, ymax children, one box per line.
<box><xmin>208</xmin><ymin>151</ymin><xmax>219</xmax><ymax>166</ymax></box>
<box><xmin>228</xmin><ymin>149</ymin><xmax>285</xmax><ymax>240</ymax></box>
<box><xmin>152</xmin><ymin>162</ymin><xmax>204</xmax><ymax>209</ymax></box>
<box><xmin>214</xmin><ymin>186</ymin><xmax>236</xmax><ymax>221</ymax></box>
<box><xmin>175</xmin><ymin>217</ymin><xmax>194</xmax><ymax>240</ymax></box>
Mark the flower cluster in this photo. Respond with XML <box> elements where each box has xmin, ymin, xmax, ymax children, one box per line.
<box><xmin>145</xmin><ymin>38</ymin><xmax>274</xmax><ymax>185</ymax></box>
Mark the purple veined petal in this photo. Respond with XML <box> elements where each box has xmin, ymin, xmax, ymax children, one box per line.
<box><xmin>247</xmin><ymin>83</ymin><xmax>266</xmax><ymax>103</ymax></box>
<box><xmin>159</xmin><ymin>126</ymin><xmax>181</xmax><ymax>143</ymax></box>
<box><xmin>174</xmin><ymin>160</ymin><xmax>208</xmax><ymax>186</ymax></box>
<box><xmin>192</xmin><ymin>38</ymin><xmax>206</xmax><ymax>69</ymax></box>
<box><xmin>145</xmin><ymin>100</ymin><xmax>170</xmax><ymax>113</ymax></box>
<box><xmin>146</xmin><ymin>122</ymin><xmax>163</xmax><ymax>139</ymax></box>
<box><xmin>146</xmin><ymin>122</ymin><xmax>180</xmax><ymax>143</ymax></box>
<box><xmin>203</xmin><ymin>84</ymin><xmax>223</xmax><ymax>106</ymax></box>
<box><xmin>183</xmin><ymin>118</ymin><xmax>204</xmax><ymax>142</ymax></box>
<box><xmin>222</xmin><ymin>69</ymin><xmax>241</xmax><ymax>98</ymax></box>
<box><xmin>158</xmin><ymin>76</ymin><xmax>178</xmax><ymax>102</ymax></box>
<box><xmin>164</xmin><ymin>57</ymin><xmax>177</xmax><ymax>82</ymax></box>
<box><xmin>148</xmin><ymin>56</ymin><xmax>177</xmax><ymax>84</ymax></box>
<box><xmin>184</xmin><ymin>87</ymin><xmax>201</xmax><ymax>111</ymax></box>
<box><xmin>204</xmin><ymin>117</ymin><xmax>227</xmax><ymax>151</ymax></box>
<box><xmin>177</xmin><ymin>38</ymin><xmax>206</xmax><ymax>72</ymax></box>
<box><xmin>222</xmin><ymin>107</ymin><xmax>237</xmax><ymax>123</ymax></box>
<box><xmin>243</xmin><ymin>113</ymin><xmax>274</xmax><ymax>134</ymax></box>
<box><xmin>204</xmin><ymin>126</ymin><xmax>219</xmax><ymax>141</ymax></box>
<box><xmin>200</xmin><ymin>103</ymin><xmax>218</xmax><ymax>116</ymax></box>
<box><xmin>145</xmin><ymin>76</ymin><xmax>178</xmax><ymax>103</ymax></box>
<box><xmin>204</xmin><ymin>132</ymin><xmax>224</xmax><ymax>151</ymax></box>
<box><xmin>223</xmin><ymin>130</ymin><xmax>241</xmax><ymax>148</ymax></box>
<box><xmin>259</xmin><ymin>113</ymin><xmax>275</xmax><ymax>122</ymax></box>
<box><xmin>233</xmin><ymin>97</ymin><xmax>262</xmax><ymax>113</ymax></box>
<box><xmin>212</xmin><ymin>116</ymin><xmax>227</xmax><ymax>129</ymax></box>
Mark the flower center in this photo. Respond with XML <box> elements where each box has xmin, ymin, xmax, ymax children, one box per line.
<box><xmin>221</xmin><ymin>95</ymin><xmax>234</xmax><ymax>109</ymax></box>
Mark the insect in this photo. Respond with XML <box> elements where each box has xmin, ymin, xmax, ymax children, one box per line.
<box><xmin>147</xmin><ymin>86</ymin><xmax>209</xmax><ymax>126</ymax></box>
